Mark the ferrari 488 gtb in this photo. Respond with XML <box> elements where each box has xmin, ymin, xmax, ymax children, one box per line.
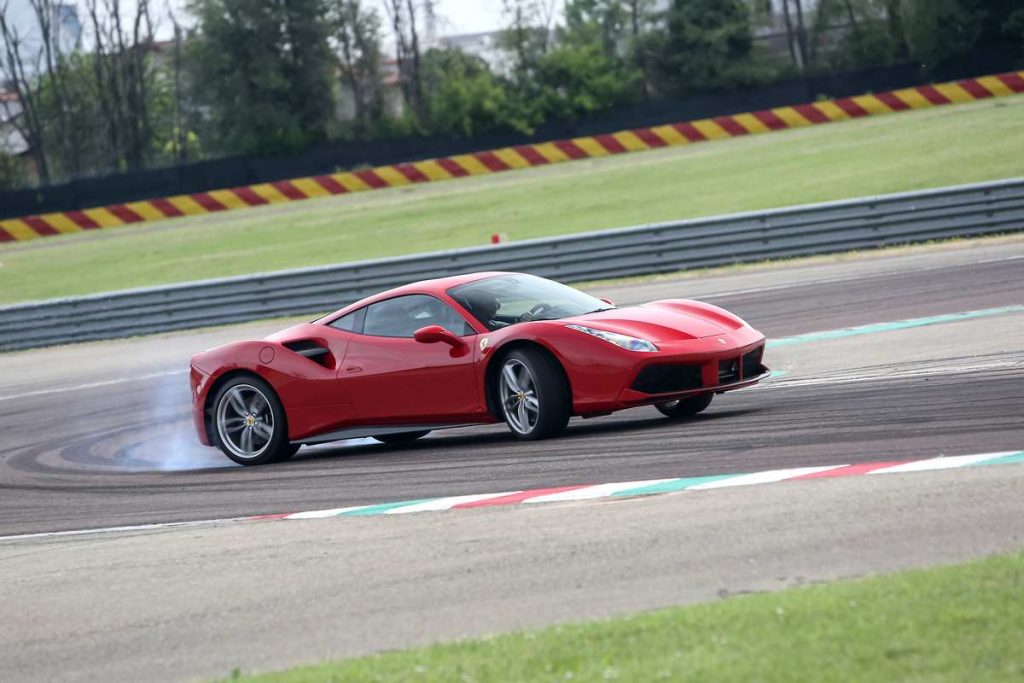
<box><xmin>190</xmin><ymin>272</ymin><xmax>768</xmax><ymax>465</ymax></box>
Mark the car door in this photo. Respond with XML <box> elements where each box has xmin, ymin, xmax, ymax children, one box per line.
<box><xmin>339</xmin><ymin>294</ymin><xmax>483</xmax><ymax>424</ymax></box>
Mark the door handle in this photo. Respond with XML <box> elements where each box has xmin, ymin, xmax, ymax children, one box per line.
<box><xmin>346</xmin><ymin>366</ymin><xmax>363</xmax><ymax>373</ymax></box>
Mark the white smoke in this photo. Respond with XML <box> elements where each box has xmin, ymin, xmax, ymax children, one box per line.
<box><xmin>118</xmin><ymin>373</ymin><xmax>237</xmax><ymax>471</ymax></box>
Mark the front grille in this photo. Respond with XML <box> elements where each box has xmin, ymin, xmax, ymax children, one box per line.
<box><xmin>742</xmin><ymin>346</ymin><xmax>764</xmax><ymax>378</ymax></box>
<box><xmin>632</xmin><ymin>364</ymin><xmax>703</xmax><ymax>394</ymax></box>
<box><xmin>718</xmin><ymin>359</ymin><xmax>739</xmax><ymax>384</ymax></box>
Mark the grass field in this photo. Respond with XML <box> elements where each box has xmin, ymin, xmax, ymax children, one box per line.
<box><xmin>224</xmin><ymin>551</ymin><xmax>1024</xmax><ymax>682</ymax></box>
<box><xmin>2</xmin><ymin>94</ymin><xmax>1022</xmax><ymax>305</ymax></box>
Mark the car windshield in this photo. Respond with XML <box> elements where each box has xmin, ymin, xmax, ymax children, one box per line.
<box><xmin>449</xmin><ymin>274</ymin><xmax>612</xmax><ymax>331</ymax></box>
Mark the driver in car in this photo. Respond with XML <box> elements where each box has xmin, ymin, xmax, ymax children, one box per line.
<box><xmin>462</xmin><ymin>290</ymin><xmax>507</xmax><ymax>328</ymax></box>
<box><xmin>461</xmin><ymin>287</ymin><xmax>551</xmax><ymax>329</ymax></box>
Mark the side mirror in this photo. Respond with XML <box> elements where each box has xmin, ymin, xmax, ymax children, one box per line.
<box><xmin>600</xmin><ymin>297</ymin><xmax>615</xmax><ymax>307</ymax></box>
<box><xmin>414</xmin><ymin>325</ymin><xmax>465</xmax><ymax>349</ymax></box>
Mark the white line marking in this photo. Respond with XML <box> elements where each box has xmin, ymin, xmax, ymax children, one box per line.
<box><xmin>0</xmin><ymin>518</ymin><xmax>244</xmax><ymax>543</ymax></box>
<box><xmin>759</xmin><ymin>359</ymin><xmax>1024</xmax><ymax>391</ymax></box>
<box><xmin>869</xmin><ymin>452</ymin><xmax>1018</xmax><ymax>474</ymax></box>
<box><xmin>0</xmin><ymin>369</ymin><xmax>187</xmax><ymax>402</ymax></box>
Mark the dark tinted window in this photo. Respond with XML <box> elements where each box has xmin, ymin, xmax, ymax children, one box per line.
<box><xmin>328</xmin><ymin>307</ymin><xmax>365</xmax><ymax>333</ymax></box>
<box><xmin>362</xmin><ymin>295</ymin><xmax>474</xmax><ymax>338</ymax></box>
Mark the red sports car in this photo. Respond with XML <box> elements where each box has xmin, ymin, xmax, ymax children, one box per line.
<box><xmin>190</xmin><ymin>272</ymin><xmax>768</xmax><ymax>465</ymax></box>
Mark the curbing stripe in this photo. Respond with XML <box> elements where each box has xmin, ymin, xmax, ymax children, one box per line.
<box><xmin>0</xmin><ymin>450</ymin><xmax>1021</xmax><ymax>543</ymax></box>
<box><xmin>974</xmin><ymin>451</ymin><xmax>1024</xmax><ymax>466</ymax></box>
<box><xmin>611</xmin><ymin>474</ymin><xmax>740</xmax><ymax>496</ymax></box>
<box><xmin>453</xmin><ymin>486</ymin><xmax>591</xmax><ymax>508</ymax></box>
<box><xmin>385</xmin><ymin>492</ymin><xmax>520</xmax><ymax>514</ymax></box>
<box><xmin>685</xmin><ymin>465</ymin><xmax>846</xmax><ymax>489</ymax></box>
<box><xmin>3</xmin><ymin>69</ymin><xmax>1023</xmax><ymax>242</ymax></box>
<box><xmin>869</xmin><ymin>452</ymin><xmax>1018</xmax><ymax>474</ymax></box>
<box><xmin>524</xmin><ymin>479</ymin><xmax>676</xmax><ymax>503</ymax></box>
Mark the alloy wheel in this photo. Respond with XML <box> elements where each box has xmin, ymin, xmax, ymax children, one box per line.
<box><xmin>499</xmin><ymin>358</ymin><xmax>540</xmax><ymax>435</ymax></box>
<box><xmin>216</xmin><ymin>383</ymin><xmax>275</xmax><ymax>460</ymax></box>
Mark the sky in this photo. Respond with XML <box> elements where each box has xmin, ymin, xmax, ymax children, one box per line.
<box><xmin>432</xmin><ymin>0</ymin><xmax>513</xmax><ymax>35</ymax></box>
<box><xmin>3</xmin><ymin>0</ymin><xmax>566</xmax><ymax>50</ymax></box>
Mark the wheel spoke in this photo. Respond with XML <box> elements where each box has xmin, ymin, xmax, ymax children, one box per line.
<box><xmin>248</xmin><ymin>393</ymin><xmax>268</xmax><ymax>415</ymax></box>
<box><xmin>228</xmin><ymin>390</ymin><xmax>247</xmax><ymax>416</ymax></box>
<box><xmin>241</xmin><ymin>429</ymin><xmax>253</xmax><ymax>452</ymax></box>
<box><xmin>253</xmin><ymin>422</ymin><xmax>272</xmax><ymax>439</ymax></box>
<box><xmin>517</xmin><ymin>400</ymin><xmax>530</xmax><ymax>429</ymax></box>
<box><xmin>222</xmin><ymin>417</ymin><xmax>246</xmax><ymax>432</ymax></box>
<box><xmin>525</xmin><ymin>396</ymin><xmax>539</xmax><ymax>412</ymax></box>
<box><xmin>502</xmin><ymin>363</ymin><xmax>521</xmax><ymax>393</ymax></box>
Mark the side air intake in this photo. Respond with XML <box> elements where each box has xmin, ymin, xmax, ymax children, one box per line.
<box><xmin>282</xmin><ymin>340</ymin><xmax>332</xmax><ymax>367</ymax></box>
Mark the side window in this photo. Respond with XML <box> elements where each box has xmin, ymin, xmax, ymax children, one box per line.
<box><xmin>363</xmin><ymin>295</ymin><xmax>474</xmax><ymax>338</ymax></box>
<box><xmin>328</xmin><ymin>307</ymin><xmax>365</xmax><ymax>333</ymax></box>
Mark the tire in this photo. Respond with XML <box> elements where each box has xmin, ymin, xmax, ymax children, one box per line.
<box><xmin>497</xmin><ymin>348</ymin><xmax>571</xmax><ymax>440</ymax></box>
<box><xmin>373</xmin><ymin>430</ymin><xmax>431</xmax><ymax>444</ymax></box>
<box><xmin>655</xmin><ymin>392</ymin><xmax>713</xmax><ymax>418</ymax></box>
<box><xmin>211</xmin><ymin>375</ymin><xmax>294</xmax><ymax>466</ymax></box>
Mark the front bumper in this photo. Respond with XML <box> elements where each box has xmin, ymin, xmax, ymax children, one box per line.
<box><xmin>565</xmin><ymin>326</ymin><xmax>768</xmax><ymax>414</ymax></box>
<box><xmin>616</xmin><ymin>335</ymin><xmax>767</xmax><ymax>405</ymax></box>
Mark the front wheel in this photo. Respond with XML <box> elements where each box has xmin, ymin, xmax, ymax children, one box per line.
<box><xmin>498</xmin><ymin>349</ymin><xmax>570</xmax><ymax>440</ymax></box>
<box><xmin>656</xmin><ymin>393</ymin><xmax>713</xmax><ymax>418</ymax></box>
<box><xmin>212</xmin><ymin>375</ymin><xmax>294</xmax><ymax>466</ymax></box>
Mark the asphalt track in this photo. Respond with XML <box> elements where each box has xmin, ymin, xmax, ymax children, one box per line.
<box><xmin>1</xmin><ymin>238</ymin><xmax>1023</xmax><ymax>682</ymax></box>
<box><xmin>0</xmin><ymin>239</ymin><xmax>1022</xmax><ymax>537</ymax></box>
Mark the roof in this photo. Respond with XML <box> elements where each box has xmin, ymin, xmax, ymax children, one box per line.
<box><xmin>317</xmin><ymin>271</ymin><xmax>509</xmax><ymax>322</ymax></box>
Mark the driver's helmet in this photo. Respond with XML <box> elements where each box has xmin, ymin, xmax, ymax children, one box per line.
<box><xmin>462</xmin><ymin>289</ymin><xmax>500</xmax><ymax>322</ymax></box>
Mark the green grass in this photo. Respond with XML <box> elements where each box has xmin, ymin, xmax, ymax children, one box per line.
<box><xmin>224</xmin><ymin>552</ymin><xmax>1024</xmax><ymax>682</ymax></box>
<box><xmin>2</xmin><ymin>94</ymin><xmax>1023</xmax><ymax>305</ymax></box>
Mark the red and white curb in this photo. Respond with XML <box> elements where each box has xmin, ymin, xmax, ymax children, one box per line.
<box><xmin>3</xmin><ymin>449</ymin><xmax>1021</xmax><ymax>542</ymax></box>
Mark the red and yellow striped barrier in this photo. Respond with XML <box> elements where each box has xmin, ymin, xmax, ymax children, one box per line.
<box><xmin>2</xmin><ymin>71</ymin><xmax>1022</xmax><ymax>243</ymax></box>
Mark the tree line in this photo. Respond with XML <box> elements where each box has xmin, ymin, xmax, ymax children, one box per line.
<box><xmin>1</xmin><ymin>0</ymin><xmax>1021</xmax><ymax>190</ymax></box>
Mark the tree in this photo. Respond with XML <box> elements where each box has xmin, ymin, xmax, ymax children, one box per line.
<box><xmin>540</xmin><ymin>1</ymin><xmax>642</xmax><ymax>118</ymax></box>
<box><xmin>328</xmin><ymin>0</ymin><xmax>384</xmax><ymax>136</ymax></box>
<box><xmin>1</xmin><ymin>0</ymin><xmax>167</xmax><ymax>183</ymax></box>
<box><xmin>186</xmin><ymin>0</ymin><xmax>336</xmax><ymax>155</ymax></box>
<box><xmin>0</xmin><ymin>0</ymin><xmax>60</xmax><ymax>183</ymax></box>
<box><xmin>382</xmin><ymin>0</ymin><xmax>436</xmax><ymax>121</ymax></box>
<box><xmin>84</xmin><ymin>0</ymin><xmax>159</xmax><ymax>173</ymax></box>
<box><xmin>650</xmin><ymin>0</ymin><xmax>760</xmax><ymax>96</ymax></box>
<box><xmin>500</xmin><ymin>0</ymin><xmax>557</xmax><ymax>86</ymax></box>
<box><xmin>561</xmin><ymin>0</ymin><xmax>626</xmax><ymax>58</ymax></box>
<box><xmin>0</xmin><ymin>149</ymin><xmax>24</xmax><ymax>189</ymax></box>
<box><xmin>421</xmin><ymin>47</ymin><xmax>521</xmax><ymax>136</ymax></box>
<box><xmin>535</xmin><ymin>42</ymin><xmax>639</xmax><ymax>120</ymax></box>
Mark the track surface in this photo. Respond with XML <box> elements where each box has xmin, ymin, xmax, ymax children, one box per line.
<box><xmin>0</xmin><ymin>240</ymin><xmax>1022</xmax><ymax>537</ymax></box>
<box><xmin>1</xmin><ymin>238</ymin><xmax>1023</xmax><ymax>682</ymax></box>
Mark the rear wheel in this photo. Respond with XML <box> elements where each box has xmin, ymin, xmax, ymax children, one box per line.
<box><xmin>373</xmin><ymin>431</ymin><xmax>431</xmax><ymax>444</ymax></box>
<box><xmin>498</xmin><ymin>349</ymin><xmax>571</xmax><ymax>440</ymax></box>
<box><xmin>212</xmin><ymin>375</ymin><xmax>293</xmax><ymax>466</ymax></box>
<box><xmin>656</xmin><ymin>393</ymin><xmax>713</xmax><ymax>418</ymax></box>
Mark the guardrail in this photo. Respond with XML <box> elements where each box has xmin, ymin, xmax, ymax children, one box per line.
<box><xmin>1</xmin><ymin>178</ymin><xmax>1022</xmax><ymax>352</ymax></box>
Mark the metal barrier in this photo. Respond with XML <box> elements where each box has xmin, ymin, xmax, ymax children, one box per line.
<box><xmin>1</xmin><ymin>178</ymin><xmax>1021</xmax><ymax>352</ymax></box>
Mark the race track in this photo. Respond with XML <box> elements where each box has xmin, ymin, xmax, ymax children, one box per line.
<box><xmin>1</xmin><ymin>238</ymin><xmax>1023</xmax><ymax>682</ymax></box>
<box><xmin>0</xmin><ymin>239</ymin><xmax>1021</xmax><ymax>537</ymax></box>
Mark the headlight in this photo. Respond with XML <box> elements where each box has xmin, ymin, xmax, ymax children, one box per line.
<box><xmin>566</xmin><ymin>324</ymin><xmax>658</xmax><ymax>352</ymax></box>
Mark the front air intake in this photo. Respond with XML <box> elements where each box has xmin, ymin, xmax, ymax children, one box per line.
<box><xmin>632</xmin><ymin>364</ymin><xmax>703</xmax><ymax>394</ymax></box>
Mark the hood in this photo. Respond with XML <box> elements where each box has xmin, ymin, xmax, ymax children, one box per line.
<box><xmin>561</xmin><ymin>303</ymin><xmax>736</xmax><ymax>342</ymax></box>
